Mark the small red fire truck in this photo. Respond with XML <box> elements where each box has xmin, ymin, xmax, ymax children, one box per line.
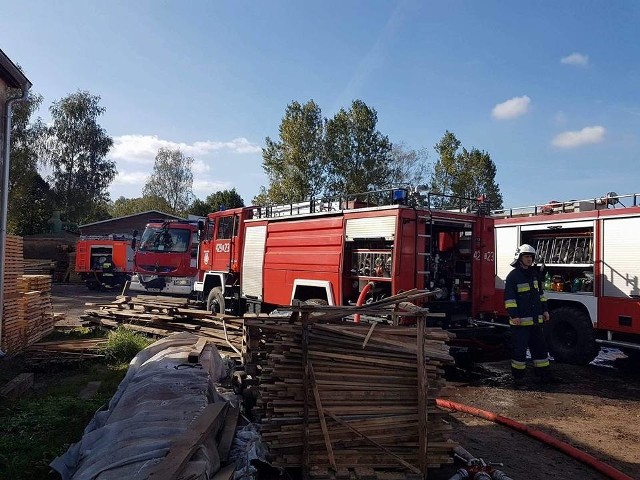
<box><xmin>493</xmin><ymin>192</ymin><xmax>640</xmax><ymax>364</ymax></box>
<box><xmin>75</xmin><ymin>235</ymin><xmax>134</xmax><ymax>290</ymax></box>
<box><xmin>129</xmin><ymin>219</ymin><xmax>201</xmax><ymax>296</ymax></box>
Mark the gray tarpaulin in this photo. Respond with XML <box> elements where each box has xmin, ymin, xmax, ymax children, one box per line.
<box><xmin>51</xmin><ymin>332</ymin><xmax>230</xmax><ymax>480</ymax></box>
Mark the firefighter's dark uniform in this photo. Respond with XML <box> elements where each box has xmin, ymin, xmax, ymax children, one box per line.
<box><xmin>504</xmin><ymin>264</ymin><xmax>550</xmax><ymax>381</ymax></box>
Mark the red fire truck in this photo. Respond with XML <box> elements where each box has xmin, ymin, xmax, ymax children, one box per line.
<box><xmin>129</xmin><ymin>219</ymin><xmax>201</xmax><ymax>296</ymax></box>
<box><xmin>75</xmin><ymin>235</ymin><xmax>134</xmax><ymax>290</ymax></box>
<box><xmin>493</xmin><ymin>192</ymin><xmax>640</xmax><ymax>364</ymax></box>
<box><xmin>194</xmin><ymin>188</ymin><xmax>497</xmax><ymax>331</ymax></box>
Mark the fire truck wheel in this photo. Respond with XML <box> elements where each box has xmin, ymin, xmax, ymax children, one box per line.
<box><xmin>207</xmin><ymin>287</ymin><xmax>225</xmax><ymax>314</ymax></box>
<box><xmin>544</xmin><ymin>307</ymin><xmax>599</xmax><ymax>365</ymax></box>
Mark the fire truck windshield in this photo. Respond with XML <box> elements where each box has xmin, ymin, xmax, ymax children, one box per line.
<box><xmin>139</xmin><ymin>227</ymin><xmax>191</xmax><ymax>253</ymax></box>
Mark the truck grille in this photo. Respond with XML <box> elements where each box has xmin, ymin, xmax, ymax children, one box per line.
<box><xmin>138</xmin><ymin>265</ymin><xmax>177</xmax><ymax>273</ymax></box>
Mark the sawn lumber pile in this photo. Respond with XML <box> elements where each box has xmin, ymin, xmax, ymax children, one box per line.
<box><xmin>80</xmin><ymin>294</ymin><xmax>244</xmax><ymax>357</ymax></box>
<box><xmin>1</xmin><ymin>235</ymin><xmax>57</xmax><ymax>354</ymax></box>
<box><xmin>245</xmin><ymin>295</ymin><xmax>457</xmax><ymax>478</ymax></box>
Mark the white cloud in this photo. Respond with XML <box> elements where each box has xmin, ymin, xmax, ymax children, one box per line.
<box><xmin>552</xmin><ymin>126</ymin><xmax>606</xmax><ymax>148</ymax></box>
<box><xmin>192</xmin><ymin>159</ymin><xmax>211</xmax><ymax>175</ymax></box>
<box><xmin>111</xmin><ymin>134</ymin><xmax>262</xmax><ymax>164</ymax></box>
<box><xmin>491</xmin><ymin>95</ymin><xmax>531</xmax><ymax>120</ymax></box>
<box><xmin>112</xmin><ymin>170</ymin><xmax>149</xmax><ymax>186</ymax></box>
<box><xmin>193</xmin><ymin>179</ymin><xmax>234</xmax><ymax>196</ymax></box>
<box><xmin>560</xmin><ymin>53</ymin><xmax>589</xmax><ymax>67</ymax></box>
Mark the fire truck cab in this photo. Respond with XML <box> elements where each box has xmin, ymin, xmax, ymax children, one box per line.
<box><xmin>130</xmin><ymin>219</ymin><xmax>201</xmax><ymax>296</ymax></box>
<box><xmin>195</xmin><ymin>189</ymin><xmax>496</xmax><ymax>331</ymax></box>
<box><xmin>494</xmin><ymin>192</ymin><xmax>640</xmax><ymax>364</ymax></box>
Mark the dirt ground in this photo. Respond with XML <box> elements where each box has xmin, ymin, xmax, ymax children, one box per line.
<box><xmin>50</xmin><ymin>284</ymin><xmax>640</xmax><ymax>480</ymax></box>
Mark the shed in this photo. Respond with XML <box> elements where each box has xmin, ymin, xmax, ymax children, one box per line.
<box><xmin>79</xmin><ymin>211</ymin><xmax>184</xmax><ymax>237</ymax></box>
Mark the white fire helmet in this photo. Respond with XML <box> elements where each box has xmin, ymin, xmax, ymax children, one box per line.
<box><xmin>510</xmin><ymin>244</ymin><xmax>536</xmax><ymax>267</ymax></box>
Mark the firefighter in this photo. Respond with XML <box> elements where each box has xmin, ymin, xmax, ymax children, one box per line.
<box><xmin>504</xmin><ymin>244</ymin><xmax>552</xmax><ymax>388</ymax></box>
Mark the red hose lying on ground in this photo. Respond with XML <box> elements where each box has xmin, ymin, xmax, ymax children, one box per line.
<box><xmin>435</xmin><ymin>398</ymin><xmax>634</xmax><ymax>480</ymax></box>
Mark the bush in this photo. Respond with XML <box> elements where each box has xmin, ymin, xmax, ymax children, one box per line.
<box><xmin>102</xmin><ymin>327</ymin><xmax>153</xmax><ymax>363</ymax></box>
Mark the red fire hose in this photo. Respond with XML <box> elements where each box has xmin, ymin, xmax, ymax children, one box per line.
<box><xmin>353</xmin><ymin>282</ymin><xmax>375</xmax><ymax>323</ymax></box>
<box><xmin>435</xmin><ymin>398</ymin><xmax>634</xmax><ymax>480</ymax></box>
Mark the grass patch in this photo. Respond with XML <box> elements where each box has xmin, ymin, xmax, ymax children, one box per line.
<box><xmin>0</xmin><ymin>363</ymin><xmax>127</xmax><ymax>480</ymax></box>
<box><xmin>0</xmin><ymin>327</ymin><xmax>151</xmax><ymax>479</ymax></box>
<box><xmin>102</xmin><ymin>327</ymin><xmax>154</xmax><ymax>363</ymax></box>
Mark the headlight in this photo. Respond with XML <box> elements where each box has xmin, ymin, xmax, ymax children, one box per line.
<box><xmin>173</xmin><ymin>278</ymin><xmax>191</xmax><ymax>286</ymax></box>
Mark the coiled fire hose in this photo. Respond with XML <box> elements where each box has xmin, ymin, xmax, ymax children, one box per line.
<box><xmin>436</xmin><ymin>399</ymin><xmax>634</xmax><ymax>480</ymax></box>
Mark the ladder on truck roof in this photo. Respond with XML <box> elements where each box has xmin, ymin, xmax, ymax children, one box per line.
<box><xmin>251</xmin><ymin>187</ymin><xmax>491</xmax><ymax>220</ymax></box>
<box><xmin>494</xmin><ymin>191</ymin><xmax>640</xmax><ymax>218</ymax></box>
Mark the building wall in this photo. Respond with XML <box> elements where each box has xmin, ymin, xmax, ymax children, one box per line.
<box><xmin>79</xmin><ymin>212</ymin><xmax>184</xmax><ymax>237</ymax></box>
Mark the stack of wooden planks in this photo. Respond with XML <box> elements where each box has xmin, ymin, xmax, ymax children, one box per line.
<box><xmin>81</xmin><ymin>295</ymin><xmax>244</xmax><ymax>357</ymax></box>
<box><xmin>245</xmin><ymin>298</ymin><xmax>457</xmax><ymax>479</ymax></box>
<box><xmin>1</xmin><ymin>236</ymin><xmax>56</xmax><ymax>354</ymax></box>
<box><xmin>23</xmin><ymin>337</ymin><xmax>107</xmax><ymax>363</ymax></box>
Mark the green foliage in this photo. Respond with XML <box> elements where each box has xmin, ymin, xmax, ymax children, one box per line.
<box><xmin>324</xmin><ymin>100</ymin><xmax>393</xmax><ymax>195</ymax></box>
<box><xmin>261</xmin><ymin>100</ymin><xmax>326</xmax><ymax>204</ymax></box>
<box><xmin>189</xmin><ymin>188</ymin><xmax>245</xmax><ymax>216</ymax></box>
<box><xmin>109</xmin><ymin>195</ymin><xmax>174</xmax><ymax>218</ymax></box>
<box><xmin>7</xmin><ymin>90</ymin><xmax>50</xmax><ymax>235</ymax></box>
<box><xmin>7</xmin><ymin>171</ymin><xmax>54</xmax><ymax>235</ymax></box>
<box><xmin>430</xmin><ymin>131</ymin><xmax>503</xmax><ymax>210</ymax></box>
<box><xmin>8</xmin><ymin>90</ymin><xmax>45</xmax><ymax>191</ymax></box>
<box><xmin>43</xmin><ymin>90</ymin><xmax>116</xmax><ymax>225</ymax></box>
<box><xmin>258</xmin><ymin>99</ymin><xmax>396</xmax><ymax>205</ymax></box>
<box><xmin>102</xmin><ymin>327</ymin><xmax>152</xmax><ymax>363</ymax></box>
<box><xmin>142</xmin><ymin>148</ymin><xmax>194</xmax><ymax>215</ymax></box>
<box><xmin>188</xmin><ymin>198</ymin><xmax>211</xmax><ymax>217</ymax></box>
<box><xmin>0</xmin><ymin>361</ymin><xmax>126</xmax><ymax>480</ymax></box>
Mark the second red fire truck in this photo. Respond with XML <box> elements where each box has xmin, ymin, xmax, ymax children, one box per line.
<box><xmin>493</xmin><ymin>192</ymin><xmax>640</xmax><ymax>365</ymax></box>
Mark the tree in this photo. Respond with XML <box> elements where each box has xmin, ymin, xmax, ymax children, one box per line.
<box><xmin>260</xmin><ymin>100</ymin><xmax>326</xmax><ymax>204</ymax></box>
<box><xmin>430</xmin><ymin>131</ymin><xmax>503</xmax><ymax>210</ymax></box>
<box><xmin>324</xmin><ymin>99</ymin><xmax>393</xmax><ymax>196</ymax></box>
<box><xmin>388</xmin><ymin>142</ymin><xmax>430</xmax><ymax>187</ymax></box>
<box><xmin>189</xmin><ymin>188</ymin><xmax>244</xmax><ymax>216</ymax></box>
<box><xmin>109</xmin><ymin>195</ymin><xmax>174</xmax><ymax>218</ymax></box>
<box><xmin>7</xmin><ymin>171</ymin><xmax>54</xmax><ymax>235</ymax></box>
<box><xmin>43</xmin><ymin>90</ymin><xmax>116</xmax><ymax>225</ymax></box>
<box><xmin>188</xmin><ymin>198</ymin><xmax>211</xmax><ymax>218</ymax></box>
<box><xmin>142</xmin><ymin>148</ymin><xmax>194</xmax><ymax>215</ymax></box>
<box><xmin>7</xmin><ymin>89</ymin><xmax>49</xmax><ymax>235</ymax></box>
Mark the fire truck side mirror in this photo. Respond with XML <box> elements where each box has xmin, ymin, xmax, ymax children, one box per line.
<box><xmin>198</xmin><ymin>220</ymin><xmax>205</xmax><ymax>236</ymax></box>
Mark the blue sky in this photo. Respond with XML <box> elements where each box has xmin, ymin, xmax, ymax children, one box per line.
<box><xmin>2</xmin><ymin>1</ymin><xmax>639</xmax><ymax>209</ymax></box>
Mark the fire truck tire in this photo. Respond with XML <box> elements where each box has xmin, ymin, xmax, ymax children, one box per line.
<box><xmin>544</xmin><ymin>307</ymin><xmax>599</xmax><ymax>365</ymax></box>
<box><xmin>207</xmin><ymin>287</ymin><xmax>225</xmax><ymax>315</ymax></box>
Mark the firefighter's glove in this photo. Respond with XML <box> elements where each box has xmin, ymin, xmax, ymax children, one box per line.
<box><xmin>510</xmin><ymin>318</ymin><xmax>522</xmax><ymax>326</ymax></box>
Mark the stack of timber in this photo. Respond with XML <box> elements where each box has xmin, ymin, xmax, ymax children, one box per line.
<box><xmin>81</xmin><ymin>294</ymin><xmax>244</xmax><ymax>357</ymax></box>
<box><xmin>1</xmin><ymin>236</ymin><xmax>56</xmax><ymax>354</ymax></box>
<box><xmin>23</xmin><ymin>337</ymin><xmax>107</xmax><ymax>364</ymax></box>
<box><xmin>23</xmin><ymin>258</ymin><xmax>56</xmax><ymax>275</ymax></box>
<box><xmin>245</xmin><ymin>296</ymin><xmax>457</xmax><ymax>479</ymax></box>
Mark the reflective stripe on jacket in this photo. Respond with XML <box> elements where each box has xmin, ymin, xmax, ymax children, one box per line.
<box><xmin>504</xmin><ymin>265</ymin><xmax>548</xmax><ymax>324</ymax></box>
